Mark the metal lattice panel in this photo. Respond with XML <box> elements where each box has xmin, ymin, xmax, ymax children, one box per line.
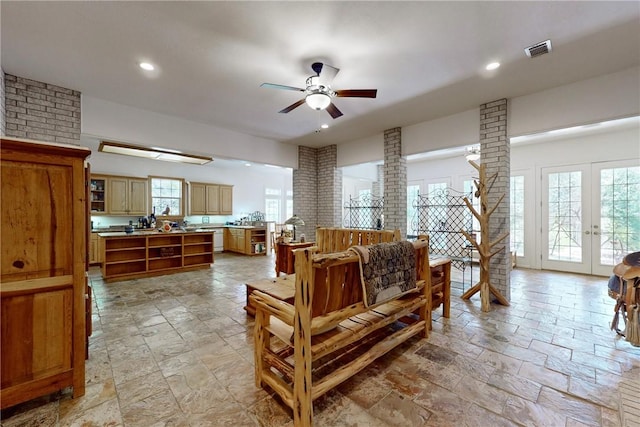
<box><xmin>343</xmin><ymin>194</ymin><xmax>384</xmax><ymax>230</ymax></box>
<box><xmin>411</xmin><ymin>188</ymin><xmax>474</xmax><ymax>280</ymax></box>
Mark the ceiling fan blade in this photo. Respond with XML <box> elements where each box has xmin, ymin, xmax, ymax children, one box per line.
<box><xmin>315</xmin><ymin>63</ymin><xmax>339</xmax><ymax>86</ymax></box>
<box><xmin>278</xmin><ymin>99</ymin><xmax>306</xmax><ymax>114</ymax></box>
<box><xmin>261</xmin><ymin>83</ymin><xmax>305</xmax><ymax>92</ymax></box>
<box><xmin>326</xmin><ymin>103</ymin><xmax>343</xmax><ymax>119</ymax></box>
<box><xmin>335</xmin><ymin>89</ymin><xmax>377</xmax><ymax>98</ymax></box>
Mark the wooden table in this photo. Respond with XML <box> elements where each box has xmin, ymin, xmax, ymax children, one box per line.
<box><xmin>275</xmin><ymin>241</ymin><xmax>314</xmax><ymax>276</ymax></box>
<box><xmin>246</xmin><ymin>258</ymin><xmax>451</xmax><ymax>320</ymax></box>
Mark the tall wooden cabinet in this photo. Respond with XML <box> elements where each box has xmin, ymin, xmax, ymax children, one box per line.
<box><xmin>1</xmin><ymin>137</ymin><xmax>90</xmax><ymax>409</ymax></box>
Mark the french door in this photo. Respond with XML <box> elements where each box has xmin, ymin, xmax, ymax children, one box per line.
<box><xmin>542</xmin><ymin>160</ymin><xmax>640</xmax><ymax>276</ymax></box>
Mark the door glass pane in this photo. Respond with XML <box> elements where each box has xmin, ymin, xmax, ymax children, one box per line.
<box><xmin>599</xmin><ymin>165</ymin><xmax>640</xmax><ymax>265</ymax></box>
<box><xmin>510</xmin><ymin>176</ymin><xmax>525</xmax><ymax>257</ymax></box>
<box><xmin>548</xmin><ymin>171</ymin><xmax>582</xmax><ymax>262</ymax></box>
<box><xmin>407</xmin><ymin>184</ymin><xmax>420</xmax><ymax>236</ymax></box>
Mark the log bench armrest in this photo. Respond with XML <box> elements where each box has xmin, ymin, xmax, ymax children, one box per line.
<box><xmin>249</xmin><ymin>290</ymin><xmax>295</xmax><ymax>326</ymax></box>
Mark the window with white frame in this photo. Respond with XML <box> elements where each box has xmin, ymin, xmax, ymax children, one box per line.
<box><xmin>463</xmin><ymin>179</ymin><xmax>481</xmax><ymax>240</ymax></box>
<box><xmin>510</xmin><ymin>175</ymin><xmax>525</xmax><ymax>257</ymax></box>
<box><xmin>265</xmin><ymin>188</ymin><xmax>281</xmax><ymax>222</ymax></box>
<box><xmin>150</xmin><ymin>177</ymin><xmax>183</xmax><ymax>217</ymax></box>
<box><xmin>407</xmin><ymin>184</ymin><xmax>420</xmax><ymax>236</ymax></box>
<box><xmin>286</xmin><ymin>190</ymin><xmax>293</xmax><ymax>220</ymax></box>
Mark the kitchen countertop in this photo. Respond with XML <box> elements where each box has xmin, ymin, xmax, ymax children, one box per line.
<box><xmin>97</xmin><ymin>229</ymin><xmax>216</xmax><ymax>237</ymax></box>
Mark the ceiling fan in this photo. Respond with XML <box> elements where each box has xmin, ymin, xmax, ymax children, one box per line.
<box><xmin>261</xmin><ymin>62</ymin><xmax>377</xmax><ymax>119</ymax></box>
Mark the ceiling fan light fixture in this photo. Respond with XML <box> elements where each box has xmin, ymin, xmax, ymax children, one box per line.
<box><xmin>305</xmin><ymin>93</ymin><xmax>331</xmax><ymax>110</ymax></box>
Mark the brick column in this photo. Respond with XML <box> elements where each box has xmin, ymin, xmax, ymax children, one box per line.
<box><xmin>4</xmin><ymin>74</ymin><xmax>81</xmax><ymax>144</ymax></box>
<box><xmin>372</xmin><ymin>164</ymin><xmax>384</xmax><ymax>198</ymax></box>
<box><xmin>293</xmin><ymin>146</ymin><xmax>318</xmax><ymax>241</ymax></box>
<box><xmin>383</xmin><ymin>127</ymin><xmax>407</xmax><ymax>235</ymax></box>
<box><xmin>0</xmin><ymin>70</ymin><xmax>5</xmax><ymax>136</ymax></box>
<box><xmin>480</xmin><ymin>99</ymin><xmax>511</xmax><ymax>301</ymax></box>
<box><xmin>317</xmin><ymin>145</ymin><xmax>342</xmax><ymax>228</ymax></box>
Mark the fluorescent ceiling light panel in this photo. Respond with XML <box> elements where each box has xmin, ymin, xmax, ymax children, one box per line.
<box><xmin>99</xmin><ymin>141</ymin><xmax>212</xmax><ymax>165</ymax></box>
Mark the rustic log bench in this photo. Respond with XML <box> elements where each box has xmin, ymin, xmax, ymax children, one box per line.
<box><xmin>250</xmin><ymin>237</ymin><xmax>432</xmax><ymax>426</ymax></box>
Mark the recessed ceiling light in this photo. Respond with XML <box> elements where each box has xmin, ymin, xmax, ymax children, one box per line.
<box><xmin>139</xmin><ymin>62</ymin><xmax>155</xmax><ymax>71</ymax></box>
<box><xmin>321</xmin><ymin>124</ymin><xmax>329</xmax><ymax>129</ymax></box>
<box><xmin>245</xmin><ymin>163</ymin><xmax>251</xmax><ymax>167</ymax></box>
<box><xmin>485</xmin><ymin>62</ymin><xmax>500</xmax><ymax>71</ymax></box>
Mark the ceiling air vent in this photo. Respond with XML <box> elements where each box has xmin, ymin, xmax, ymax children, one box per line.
<box><xmin>525</xmin><ymin>40</ymin><xmax>552</xmax><ymax>58</ymax></box>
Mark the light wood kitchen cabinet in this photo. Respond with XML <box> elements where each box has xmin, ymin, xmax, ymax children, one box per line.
<box><xmin>100</xmin><ymin>231</ymin><xmax>214</xmax><ymax>281</ymax></box>
<box><xmin>107</xmin><ymin>176</ymin><xmax>148</xmax><ymax>215</ymax></box>
<box><xmin>89</xmin><ymin>233</ymin><xmax>104</xmax><ymax>265</ymax></box>
<box><xmin>89</xmin><ymin>176</ymin><xmax>107</xmax><ymax>214</ymax></box>
<box><xmin>224</xmin><ymin>227</ymin><xmax>266</xmax><ymax>255</ymax></box>
<box><xmin>189</xmin><ymin>182</ymin><xmax>233</xmax><ymax>215</ymax></box>
<box><xmin>219</xmin><ymin>185</ymin><xmax>233</xmax><ymax>214</ymax></box>
<box><xmin>1</xmin><ymin>137</ymin><xmax>90</xmax><ymax>409</ymax></box>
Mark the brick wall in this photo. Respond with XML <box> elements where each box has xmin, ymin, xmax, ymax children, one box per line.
<box><xmin>0</xmin><ymin>70</ymin><xmax>5</xmax><ymax>136</ymax></box>
<box><xmin>317</xmin><ymin>145</ymin><xmax>342</xmax><ymax>228</ymax></box>
<box><xmin>372</xmin><ymin>164</ymin><xmax>384</xmax><ymax>198</ymax></box>
<box><xmin>480</xmin><ymin>99</ymin><xmax>511</xmax><ymax>301</ymax></box>
<box><xmin>383</xmin><ymin>127</ymin><xmax>407</xmax><ymax>235</ymax></box>
<box><xmin>4</xmin><ymin>74</ymin><xmax>81</xmax><ymax>144</ymax></box>
<box><xmin>292</xmin><ymin>146</ymin><xmax>318</xmax><ymax>241</ymax></box>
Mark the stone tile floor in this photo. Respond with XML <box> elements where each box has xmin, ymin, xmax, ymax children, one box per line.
<box><xmin>2</xmin><ymin>252</ymin><xmax>639</xmax><ymax>426</ymax></box>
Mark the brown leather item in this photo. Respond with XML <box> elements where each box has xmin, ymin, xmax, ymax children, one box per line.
<box><xmin>613</xmin><ymin>251</ymin><xmax>640</xmax><ymax>280</ymax></box>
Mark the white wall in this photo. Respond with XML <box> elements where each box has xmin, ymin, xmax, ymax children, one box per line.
<box><xmin>401</xmin><ymin>124</ymin><xmax>640</xmax><ymax>269</ymax></box>
<box><xmin>85</xmin><ymin>136</ymin><xmax>292</xmax><ymax>227</ymax></box>
<box><xmin>336</xmin><ymin>66</ymin><xmax>640</xmax><ymax>166</ymax></box>
<box><xmin>82</xmin><ymin>96</ymin><xmax>298</xmax><ymax>168</ymax></box>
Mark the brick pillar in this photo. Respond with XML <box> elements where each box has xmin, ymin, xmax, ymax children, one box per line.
<box><xmin>293</xmin><ymin>146</ymin><xmax>318</xmax><ymax>242</ymax></box>
<box><xmin>480</xmin><ymin>99</ymin><xmax>511</xmax><ymax>301</ymax></box>
<box><xmin>383</xmin><ymin>127</ymin><xmax>407</xmax><ymax>235</ymax></box>
<box><xmin>3</xmin><ymin>74</ymin><xmax>81</xmax><ymax>144</ymax></box>
<box><xmin>317</xmin><ymin>145</ymin><xmax>342</xmax><ymax>228</ymax></box>
<box><xmin>372</xmin><ymin>164</ymin><xmax>384</xmax><ymax>198</ymax></box>
<box><xmin>0</xmin><ymin>70</ymin><xmax>5</xmax><ymax>136</ymax></box>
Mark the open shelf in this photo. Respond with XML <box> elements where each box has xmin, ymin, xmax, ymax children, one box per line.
<box><xmin>100</xmin><ymin>232</ymin><xmax>215</xmax><ymax>281</ymax></box>
<box><xmin>184</xmin><ymin>253</ymin><xmax>213</xmax><ymax>266</ymax></box>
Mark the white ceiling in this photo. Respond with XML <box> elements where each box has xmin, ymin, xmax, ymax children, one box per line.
<box><xmin>2</xmin><ymin>1</ymin><xmax>639</xmax><ymax>150</ymax></box>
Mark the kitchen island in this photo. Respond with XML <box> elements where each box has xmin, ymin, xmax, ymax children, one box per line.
<box><xmin>99</xmin><ymin>230</ymin><xmax>215</xmax><ymax>282</ymax></box>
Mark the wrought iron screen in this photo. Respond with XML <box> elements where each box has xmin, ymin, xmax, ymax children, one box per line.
<box><xmin>343</xmin><ymin>194</ymin><xmax>384</xmax><ymax>229</ymax></box>
<box><xmin>411</xmin><ymin>188</ymin><xmax>475</xmax><ymax>283</ymax></box>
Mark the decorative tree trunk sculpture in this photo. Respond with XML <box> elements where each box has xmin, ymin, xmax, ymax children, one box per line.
<box><xmin>460</xmin><ymin>160</ymin><xmax>510</xmax><ymax>312</ymax></box>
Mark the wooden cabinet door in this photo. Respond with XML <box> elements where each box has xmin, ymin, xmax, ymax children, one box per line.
<box><xmin>206</xmin><ymin>184</ymin><xmax>220</xmax><ymax>214</ymax></box>
<box><xmin>190</xmin><ymin>183</ymin><xmax>207</xmax><ymax>215</ymax></box>
<box><xmin>128</xmin><ymin>179</ymin><xmax>148</xmax><ymax>215</ymax></box>
<box><xmin>108</xmin><ymin>177</ymin><xmax>129</xmax><ymax>214</ymax></box>
<box><xmin>219</xmin><ymin>185</ymin><xmax>233</xmax><ymax>214</ymax></box>
<box><xmin>1</xmin><ymin>138</ymin><xmax>89</xmax><ymax>408</ymax></box>
<box><xmin>89</xmin><ymin>235</ymin><xmax>98</xmax><ymax>264</ymax></box>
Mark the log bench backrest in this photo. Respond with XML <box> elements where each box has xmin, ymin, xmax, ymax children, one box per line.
<box><xmin>314</xmin><ymin>227</ymin><xmax>401</xmax><ymax>253</ymax></box>
<box><xmin>295</xmin><ymin>236</ymin><xmax>431</xmax><ymax>331</ymax></box>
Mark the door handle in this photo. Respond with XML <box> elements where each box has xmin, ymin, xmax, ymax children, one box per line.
<box><xmin>584</xmin><ymin>231</ymin><xmax>591</xmax><ymax>235</ymax></box>
<box><xmin>593</xmin><ymin>231</ymin><xmax>600</xmax><ymax>235</ymax></box>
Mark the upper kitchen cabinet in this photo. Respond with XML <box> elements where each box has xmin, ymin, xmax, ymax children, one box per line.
<box><xmin>220</xmin><ymin>185</ymin><xmax>233</xmax><ymax>215</ymax></box>
<box><xmin>189</xmin><ymin>182</ymin><xmax>233</xmax><ymax>215</ymax></box>
<box><xmin>107</xmin><ymin>176</ymin><xmax>148</xmax><ymax>216</ymax></box>
<box><xmin>89</xmin><ymin>176</ymin><xmax>107</xmax><ymax>214</ymax></box>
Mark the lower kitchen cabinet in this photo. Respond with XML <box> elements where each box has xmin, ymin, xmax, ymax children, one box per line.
<box><xmin>100</xmin><ymin>232</ymin><xmax>214</xmax><ymax>281</ymax></box>
<box><xmin>89</xmin><ymin>233</ymin><xmax>104</xmax><ymax>265</ymax></box>
<box><xmin>224</xmin><ymin>227</ymin><xmax>267</xmax><ymax>255</ymax></box>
